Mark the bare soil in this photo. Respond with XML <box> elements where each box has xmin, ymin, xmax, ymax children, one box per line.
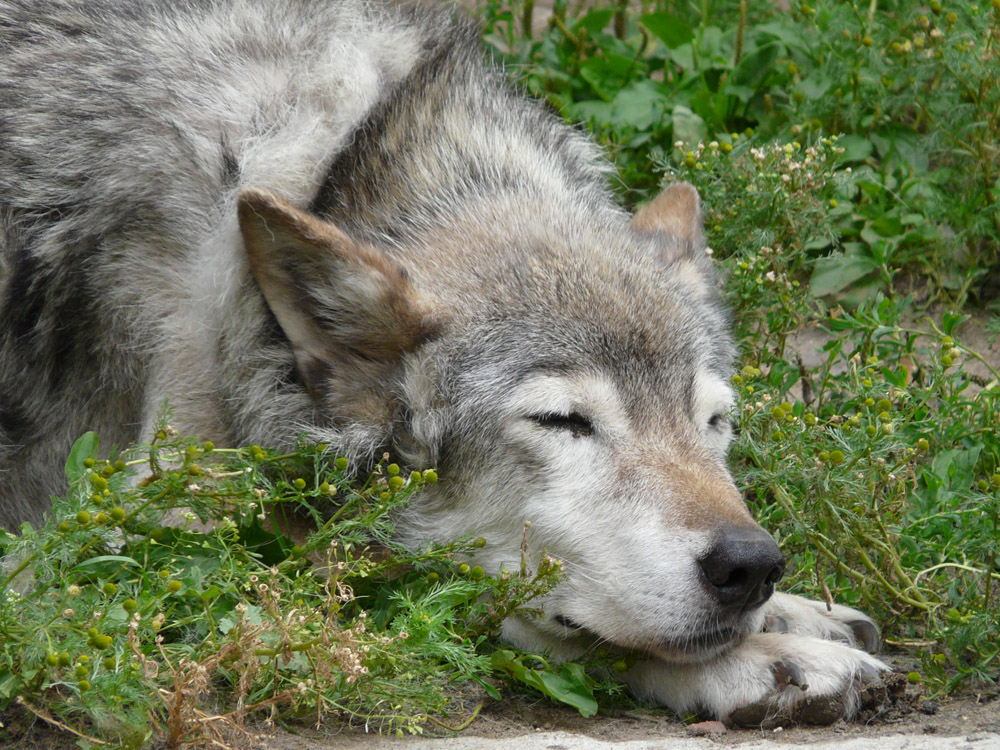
<box><xmin>5</xmin><ymin>656</ymin><xmax>999</xmax><ymax>749</ymax></box>
<box><xmin>257</xmin><ymin>656</ymin><xmax>1000</xmax><ymax>749</ymax></box>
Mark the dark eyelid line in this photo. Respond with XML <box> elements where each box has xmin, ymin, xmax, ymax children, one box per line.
<box><xmin>529</xmin><ymin>412</ymin><xmax>594</xmax><ymax>437</ymax></box>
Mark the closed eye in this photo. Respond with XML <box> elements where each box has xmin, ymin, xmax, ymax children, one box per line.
<box><xmin>529</xmin><ymin>412</ymin><xmax>594</xmax><ymax>438</ymax></box>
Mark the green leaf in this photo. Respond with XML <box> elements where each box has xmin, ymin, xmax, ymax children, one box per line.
<box><xmin>609</xmin><ymin>80</ymin><xmax>666</xmax><ymax>130</ymax></box>
<box><xmin>579</xmin><ymin>54</ymin><xmax>637</xmax><ymax>102</ymax></box>
<box><xmin>870</xmin><ymin>215</ymin><xmax>904</xmax><ymax>238</ymax></box>
<box><xmin>941</xmin><ymin>312</ymin><xmax>968</xmax><ymax>335</ymax></box>
<box><xmin>799</xmin><ymin>71</ymin><xmax>832</xmax><ymax>100</ymax></box>
<box><xmin>491</xmin><ymin>650</ymin><xmax>598</xmax><ymax>716</ymax></box>
<box><xmin>836</xmin><ymin>135</ymin><xmax>873</xmax><ymax>163</ymax></box>
<box><xmin>931</xmin><ymin>446</ymin><xmax>983</xmax><ymax>490</ymax></box>
<box><xmin>731</xmin><ymin>43</ymin><xmax>780</xmax><ymax>91</ymax></box>
<box><xmin>0</xmin><ymin>670</ymin><xmax>18</xmax><ymax>700</ymax></box>
<box><xmin>535</xmin><ymin>669</ymin><xmax>599</xmax><ymax>717</ymax></box>
<box><xmin>72</xmin><ymin>555</ymin><xmax>141</xmax><ymax>570</ymax></box>
<box><xmin>569</xmin><ymin>99</ymin><xmax>614</xmax><ymax>125</ymax></box>
<box><xmin>65</xmin><ymin>431</ymin><xmax>100</xmax><ymax>484</ymax></box>
<box><xmin>576</xmin><ymin>8</ymin><xmax>614</xmax><ymax>34</ymax></box>
<box><xmin>671</xmin><ymin>104</ymin><xmax>706</xmax><ymax>146</ymax></box>
<box><xmin>755</xmin><ymin>21</ymin><xmax>809</xmax><ymax>52</ymax></box>
<box><xmin>809</xmin><ymin>254</ymin><xmax>880</xmax><ymax>297</ymax></box>
<box><xmin>640</xmin><ymin>13</ymin><xmax>694</xmax><ymax>49</ymax></box>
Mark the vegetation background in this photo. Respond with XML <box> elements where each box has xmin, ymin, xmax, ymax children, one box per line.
<box><xmin>484</xmin><ymin>0</ymin><xmax>1000</xmax><ymax>693</ymax></box>
<box><xmin>1</xmin><ymin>0</ymin><xmax>998</xmax><ymax>746</ymax></box>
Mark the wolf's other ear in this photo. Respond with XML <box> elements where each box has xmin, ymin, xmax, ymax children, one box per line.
<box><xmin>632</xmin><ymin>182</ymin><xmax>706</xmax><ymax>265</ymax></box>
<box><xmin>237</xmin><ymin>188</ymin><xmax>438</xmax><ymax>402</ymax></box>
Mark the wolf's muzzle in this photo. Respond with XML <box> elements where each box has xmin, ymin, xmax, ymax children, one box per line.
<box><xmin>698</xmin><ymin>527</ymin><xmax>785</xmax><ymax>614</ymax></box>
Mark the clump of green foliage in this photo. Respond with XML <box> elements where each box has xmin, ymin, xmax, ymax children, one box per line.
<box><xmin>486</xmin><ymin>0</ymin><xmax>999</xmax><ymax>298</ymax></box>
<box><xmin>482</xmin><ymin>0</ymin><xmax>1000</xmax><ymax>695</ymax></box>
<box><xmin>0</xmin><ymin>428</ymin><xmax>615</xmax><ymax>747</ymax></box>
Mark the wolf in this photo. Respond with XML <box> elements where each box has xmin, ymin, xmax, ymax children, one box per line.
<box><xmin>0</xmin><ymin>0</ymin><xmax>887</xmax><ymax>725</ymax></box>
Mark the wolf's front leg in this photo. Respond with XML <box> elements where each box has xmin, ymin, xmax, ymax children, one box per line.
<box><xmin>624</xmin><ymin>632</ymin><xmax>888</xmax><ymax>726</ymax></box>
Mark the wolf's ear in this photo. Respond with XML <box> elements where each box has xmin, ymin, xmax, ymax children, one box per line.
<box><xmin>237</xmin><ymin>188</ymin><xmax>437</xmax><ymax>399</ymax></box>
<box><xmin>632</xmin><ymin>182</ymin><xmax>706</xmax><ymax>265</ymax></box>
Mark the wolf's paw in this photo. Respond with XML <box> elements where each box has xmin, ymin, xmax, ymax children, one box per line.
<box><xmin>625</xmin><ymin>632</ymin><xmax>889</xmax><ymax>727</ymax></box>
<box><xmin>763</xmin><ymin>592</ymin><xmax>880</xmax><ymax>653</ymax></box>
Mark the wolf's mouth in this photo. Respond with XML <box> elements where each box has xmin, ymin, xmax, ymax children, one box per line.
<box><xmin>552</xmin><ymin>614</ymin><xmax>743</xmax><ymax>659</ymax></box>
<box><xmin>656</xmin><ymin>626</ymin><xmax>741</xmax><ymax>657</ymax></box>
<box><xmin>554</xmin><ymin>614</ymin><xmax>584</xmax><ymax>630</ymax></box>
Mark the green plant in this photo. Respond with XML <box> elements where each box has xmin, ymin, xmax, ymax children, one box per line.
<box><xmin>0</xmin><ymin>426</ymin><xmax>611</xmax><ymax>745</ymax></box>
<box><xmin>482</xmin><ymin>0</ymin><xmax>1000</xmax><ymax>696</ymax></box>
<box><xmin>482</xmin><ymin>0</ymin><xmax>999</xmax><ymax>299</ymax></box>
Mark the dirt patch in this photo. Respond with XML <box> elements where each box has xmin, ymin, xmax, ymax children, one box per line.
<box><xmin>6</xmin><ymin>656</ymin><xmax>997</xmax><ymax>749</ymax></box>
<box><xmin>256</xmin><ymin>661</ymin><xmax>999</xmax><ymax>748</ymax></box>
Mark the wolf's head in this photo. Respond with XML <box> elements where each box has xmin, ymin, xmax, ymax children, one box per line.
<box><xmin>237</xmin><ymin>181</ymin><xmax>783</xmax><ymax>664</ymax></box>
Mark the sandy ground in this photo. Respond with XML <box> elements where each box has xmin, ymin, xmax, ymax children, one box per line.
<box><xmin>261</xmin><ymin>659</ymin><xmax>1000</xmax><ymax>749</ymax></box>
<box><xmin>5</xmin><ymin>665</ymin><xmax>999</xmax><ymax>749</ymax></box>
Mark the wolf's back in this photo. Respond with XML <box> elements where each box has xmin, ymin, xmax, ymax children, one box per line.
<box><xmin>0</xmin><ymin>0</ymin><xmax>485</xmax><ymax>527</ymax></box>
<box><xmin>0</xmin><ymin>0</ymin><xmax>450</xmax><ymax>244</ymax></box>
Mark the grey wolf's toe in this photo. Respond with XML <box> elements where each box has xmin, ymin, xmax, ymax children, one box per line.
<box><xmin>848</xmin><ymin>619</ymin><xmax>880</xmax><ymax>654</ymax></box>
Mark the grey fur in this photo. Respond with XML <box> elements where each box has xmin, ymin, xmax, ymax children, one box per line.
<box><xmin>1</xmin><ymin>0</ymin><xmax>886</xmax><ymax>721</ymax></box>
<box><xmin>0</xmin><ymin>0</ymin><xmax>726</xmax><ymax>527</ymax></box>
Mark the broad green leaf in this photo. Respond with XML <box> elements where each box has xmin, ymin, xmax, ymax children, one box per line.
<box><xmin>731</xmin><ymin>43</ymin><xmax>780</xmax><ymax>90</ymax></box>
<box><xmin>640</xmin><ymin>12</ymin><xmax>694</xmax><ymax>49</ymax></box>
<box><xmin>579</xmin><ymin>53</ymin><xmax>636</xmax><ymax>101</ymax></box>
<box><xmin>491</xmin><ymin>650</ymin><xmax>598</xmax><ymax>716</ymax></box>
<box><xmin>576</xmin><ymin>8</ymin><xmax>614</xmax><ymax>33</ymax></box>
<box><xmin>836</xmin><ymin>135</ymin><xmax>873</xmax><ymax>163</ymax></box>
<box><xmin>671</xmin><ymin>104</ymin><xmax>706</xmax><ymax>146</ymax></box>
<box><xmin>65</xmin><ymin>431</ymin><xmax>100</xmax><ymax>484</ymax></box>
<box><xmin>535</xmin><ymin>669</ymin><xmax>599</xmax><ymax>717</ymax></box>
<box><xmin>72</xmin><ymin>555</ymin><xmax>141</xmax><ymax>570</ymax></box>
<box><xmin>799</xmin><ymin>71</ymin><xmax>832</xmax><ymax>100</ymax></box>
<box><xmin>870</xmin><ymin>215</ymin><xmax>904</xmax><ymax>238</ymax></box>
<box><xmin>610</xmin><ymin>80</ymin><xmax>666</xmax><ymax>130</ymax></box>
<box><xmin>669</xmin><ymin>42</ymin><xmax>695</xmax><ymax>71</ymax></box>
<box><xmin>755</xmin><ymin>21</ymin><xmax>809</xmax><ymax>52</ymax></box>
<box><xmin>0</xmin><ymin>671</ymin><xmax>18</xmax><ymax>700</ymax></box>
<box><xmin>809</xmin><ymin>254</ymin><xmax>879</xmax><ymax>297</ymax></box>
<box><xmin>931</xmin><ymin>446</ymin><xmax>982</xmax><ymax>489</ymax></box>
<box><xmin>570</xmin><ymin>99</ymin><xmax>614</xmax><ymax>125</ymax></box>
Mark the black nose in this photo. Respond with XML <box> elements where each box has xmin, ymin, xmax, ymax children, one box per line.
<box><xmin>698</xmin><ymin>527</ymin><xmax>785</xmax><ymax>613</ymax></box>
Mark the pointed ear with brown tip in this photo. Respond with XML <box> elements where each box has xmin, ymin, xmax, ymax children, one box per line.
<box><xmin>633</xmin><ymin>182</ymin><xmax>720</xmax><ymax>298</ymax></box>
<box><xmin>237</xmin><ymin>188</ymin><xmax>439</xmax><ymax>407</ymax></box>
<box><xmin>632</xmin><ymin>182</ymin><xmax>707</xmax><ymax>265</ymax></box>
